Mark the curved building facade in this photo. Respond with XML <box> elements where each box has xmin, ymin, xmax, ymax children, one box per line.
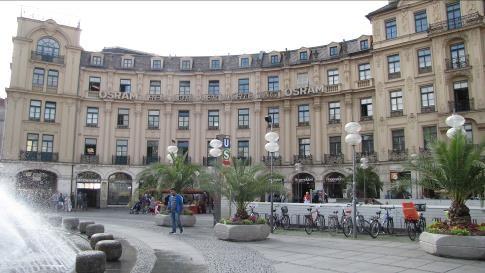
<box><xmin>2</xmin><ymin>0</ymin><xmax>485</xmax><ymax>207</ymax></box>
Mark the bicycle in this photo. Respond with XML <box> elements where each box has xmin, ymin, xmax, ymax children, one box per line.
<box><xmin>403</xmin><ymin>202</ymin><xmax>427</xmax><ymax>241</ymax></box>
<box><xmin>268</xmin><ymin>205</ymin><xmax>291</xmax><ymax>231</ymax></box>
<box><xmin>247</xmin><ymin>204</ymin><xmax>259</xmax><ymax>218</ymax></box>
<box><xmin>304</xmin><ymin>206</ymin><xmax>325</xmax><ymax>235</ymax></box>
<box><xmin>327</xmin><ymin>205</ymin><xmax>352</xmax><ymax>237</ymax></box>
<box><xmin>373</xmin><ymin>206</ymin><xmax>395</xmax><ymax>236</ymax></box>
<box><xmin>356</xmin><ymin>212</ymin><xmax>379</xmax><ymax>238</ymax></box>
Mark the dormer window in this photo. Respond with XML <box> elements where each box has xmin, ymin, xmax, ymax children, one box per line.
<box><xmin>181</xmin><ymin>59</ymin><xmax>192</xmax><ymax>70</ymax></box>
<box><xmin>211</xmin><ymin>59</ymin><xmax>221</xmax><ymax>69</ymax></box>
<box><xmin>122</xmin><ymin>58</ymin><xmax>133</xmax><ymax>68</ymax></box>
<box><xmin>329</xmin><ymin>46</ymin><xmax>338</xmax><ymax>56</ymax></box>
<box><xmin>91</xmin><ymin>55</ymin><xmax>103</xmax><ymax>66</ymax></box>
<box><xmin>360</xmin><ymin>40</ymin><xmax>369</xmax><ymax>50</ymax></box>
<box><xmin>240</xmin><ymin>57</ymin><xmax>250</xmax><ymax>68</ymax></box>
<box><xmin>151</xmin><ymin>59</ymin><xmax>162</xmax><ymax>70</ymax></box>
<box><xmin>299</xmin><ymin>51</ymin><xmax>308</xmax><ymax>61</ymax></box>
<box><xmin>270</xmin><ymin>55</ymin><xmax>279</xmax><ymax>64</ymax></box>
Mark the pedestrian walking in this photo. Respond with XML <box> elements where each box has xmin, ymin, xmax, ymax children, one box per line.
<box><xmin>167</xmin><ymin>188</ymin><xmax>184</xmax><ymax>234</ymax></box>
<box><xmin>303</xmin><ymin>192</ymin><xmax>311</xmax><ymax>204</ymax></box>
<box><xmin>57</xmin><ymin>193</ymin><xmax>65</xmax><ymax>211</ymax></box>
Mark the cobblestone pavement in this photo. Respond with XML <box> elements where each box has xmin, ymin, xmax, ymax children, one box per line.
<box><xmin>66</xmin><ymin>209</ymin><xmax>485</xmax><ymax>273</ymax></box>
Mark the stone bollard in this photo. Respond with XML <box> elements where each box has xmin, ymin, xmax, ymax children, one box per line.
<box><xmin>79</xmin><ymin>221</ymin><xmax>95</xmax><ymax>234</ymax></box>
<box><xmin>76</xmin><ymin>250</ymin><xmax>106</xmax><ymax>273</ymax></box>
<box><xmin>47</xmin><ymin>215</ymin><xmax>62</xmax><ymax>227</ymax></box>
<box><xmin>63</xmin><ymin>217</ymin><xmax>80</xmax><ymax>230</ymax></box>
<box><xmin>85</xmin><ymin>224</ymin><xmax>105</xmax><ymax>238</ymax></box>
<box><xmin>95</xmin><ymin>240</ymin><xmax>123</xmax><ymax>261</ymax></box>
<box><xmin>90</xmin><ymin>233</ymin><xmax>114</xmax><ymax>249</ymax></box>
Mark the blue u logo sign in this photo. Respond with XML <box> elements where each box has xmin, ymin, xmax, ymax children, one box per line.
<box><xmin>223</xmin><ymin>138</ymin><xmax>230</xmax><ymax>148</ymax></box>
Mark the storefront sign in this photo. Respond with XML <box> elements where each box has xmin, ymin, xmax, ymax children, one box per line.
<box><xmin>284</xmin><ymin>85</ymin><xmax>326</xmax><ymax>97</ymax></box>
<box><xmin>294</xmin><ymin>175</ymin><xmax>315</xmax><ymax>183</ymax></box>
<box><xmin>99</xmin><ymin>91</ymin><xmax>138</xmax><ymax>100</ymax></box>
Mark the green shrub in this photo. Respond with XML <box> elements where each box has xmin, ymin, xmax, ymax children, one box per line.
<box><xmin>256</xmin><ymin>218</ymin><xmax>267</xmax><ymax>224</ymax></box>
<box><xmin>479</xmin><ymin>226</ymin><xmax>485</xmax><ymax>232</ymax></box>
<box><xmin>450</xmin><ymin>227</ymin><xmax>470</xmax><ymax>236</ymax></box>
<box><xmin>219</xmin><ymin>218</ymin><xmax>233</xmax><ymax>225</ymax></box>
<box><xmin>242</xmin><ymin>219</ymin><xmax>253</xmax><ymax>225</ymax></box>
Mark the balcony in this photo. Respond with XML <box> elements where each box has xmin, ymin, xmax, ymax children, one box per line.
<box><xmin>262</xmin><ymin>155</ymin><xmax>282</xmax><ymax>166</ymax></box>
<box><xmin>257</xmin><ymin>91</ymin><xmax>281</xmax><ymax>99</ymax></box>
<box><xmin>201</xmin><ymin>94</ymin><xmax>220</xmax><ymax>102</ymax></box>
<box><xmin>117</xmin><ymin>124</ymin><xmax>129</xmax><ymax>129</ymax></box>
<box><xmin>31</xmin><ymin>51</ymin><xmax>64</xmax><ymax>64</ymax></box>
<box><xmin>445</xmin><ymin>55</ymin><xmax>471</xmax><ymax>71</ymax></box>
<box><xmin>293</xmin><ymin>155</ymin><xmax>313</xmax><ymax>165</ymax></box>
<box><xmin>208</xmin><ymin>126</ymin><xmax>219</xmax><ymax>130</ymax></box>
<box><xmin>390</xmin><ymin>110</ymin><xmax>404</xmax><ymax>117</ymax></box>
<box><xmin>175</xmin><ymin>94</ymin><xmax>193</xmax><ymax>102</ymax></box>
<box><xmin>143</xmin><ymin>155</ymin><xmax>160</xmax><ymax>165</ymax></box>
<box><xmin>298</xmin><ymin>121</ymin><xmax>310</xmax><ymax>127</ymax></box>
<box><xmin>19</xmin><ymin>151</ymin><xmax>59</xmax><ymax>162</ymax></box>
<box><xmin>203</xmin><ymin>156</ymin><xmax>218</xmax><ymax>167</ymax></box>
<box><xmin>80</xmin><ymin>154</ymin><xmax>99</xmax><ymax>164</ymax></box>
<box><xmin>360</xmin><ymin>116</ymin><xmax>373</xmax><ymax>122</ymax></box>
<box><xmin>356</xmin><ymin>78</ymin><xmax>374</xmax><ymax>88</ymax></box>
<box><xmin>388</xmin><ymin>149</ymin><xmax>408</xmax><ymax>161</ymax></box>
<box><xmin>328</xmin><ymin>119</ymin><xmax>340</xmax><ymax>125</ymax></box>
<box><xmin>419</xmin><ymin>147</ymin><xmax>432</xmax><ymax>157</ymax></box>
<box><xmin>238</xmin><ymin>125</ymin><xmax>249</xmax><ymax>129</ymax></box>
<box><xmin>232</xmin><ymin>92</ymin><xmax>254</xmax><ymax>101</ymax></box>
<box><xmin>428</xmin><ymin>12</ymin><xmax>483</xmax><ymax>35</ymax></box>
<box><xmin>356</xmin><ymin>152</ymin><xmax>378</xmax><ymax>163</ymax></box>
<box><xmin>323</xmin><ymin>154</ymin><xmax>344</xmax><ymax>165</ymax></box>
<box><xmin>32</xmin><ymin>83</ymin><xmax>44</xmax><ymax>91</ymax></box>
<box><xmin>421</xmin><ymin>106</ymin><xmax>436</xmax><ymax>113</ymax></box>
<box><xmin>112</xmin><ymin>155</ymin><xmax>130</xmax><ymax>165</ymax></box>
<box><xmin>325</xmin><ymin>84</ymin><xmax>341</xmax><ymax>93</ymax></box>
<box><xmin>449</xmin><ymin>99</ymin><xmax>474</xmax><ymax>112</ymax></box>
<box><xmin>388</xmin><ymin>72</ymin><xmax>401</xmax><ymax>80</ymax></box>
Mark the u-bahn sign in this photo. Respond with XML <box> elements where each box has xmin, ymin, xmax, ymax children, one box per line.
<box><xmin>217</xmin><ymin>134</ymin><xmax>231</xmax><ymax>166</ymax></box>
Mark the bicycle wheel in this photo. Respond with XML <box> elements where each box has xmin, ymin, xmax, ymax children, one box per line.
<box><xmin>272</xmin><ymin>216</ymin><xmax>278</xmax><ymax>231</ymax></box>
<box><xmin>407</xmin><ymin>222</ymin><xmax>417</xmax><ymax>241</ymax></box>
<box><xmin>328</xmin><ymin>217</ymin><xmax>337</xmax><ymax>234</ymax></box>
<box><xmin>386</xmin><ymin>218</ymin><xmax>395</xmax><ymax>235</ymax></box>
<box><xmin>281</xmin><ymin>215</ymin><xmax>290</xmax><ymax>230</ymax></box>
<box><xmin>369</xmin><ymin>220</ymin><xmax>379</xmax><ymax>238</ymax></box>
<box><xmin>419</xmin><ymin>218</ymin><xmax>426</xmax><ymax>233</ymax></box>
<box><xmin>304</xmin><ymin>217</ymin><xmax>313</xmax><ymax>235</ymax></box>
<box><xmin>317</xmin><ymin>215</ymin><xmax>325</xmax><ymax>231</ymax></box>
<box><xmin>342</xmin><ymin>218</ymin><xmax>353</xmax><ymax>237</ymax></box>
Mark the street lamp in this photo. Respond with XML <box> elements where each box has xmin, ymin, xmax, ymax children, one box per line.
<box><xmin>209</xmin><ymin>138</ymin><xmax>223</xmax><ymax>225</ymax></box>
<box><xmin>344</xmin><ymin>121</ymin><xmax>362</xmax><ymax>239</ymax></box>
<box><xmin>360</xmin><ymin>157</ymin><xmax>368</xmax><ymax>202</ymax></box>
<box><xmin>410</xmin><ymin>153</ymin><xmax>418</xmax><ymax>199</ymax></box>
<box><xmin>166</xmin><ymin>144</ymin><xmax>178</xmax><ymax>163</ymax></box>
<box><xmin>445</xmin><ymin>113</ymin><xmax>466</xmax><ymax>139</ymax></box>
<box><xmin>264</xmin><ymin>116</ymin><xmax>279</xmax><ymax>233</ymax></box>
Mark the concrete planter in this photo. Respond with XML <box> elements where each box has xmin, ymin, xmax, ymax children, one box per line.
<box><xmin>154</xmin><ymin>214</ymin><xmax>196</xmax><ymax>227</ymax></box>
<box><xmin>214</xmin><ymin>223</ymin><xmax>271</xmax><ymax>242</ymax></box>
<box><xmin>420</xmin><ymin>232</ymin><xmax>485</xmax><ymax>260</ymax></box>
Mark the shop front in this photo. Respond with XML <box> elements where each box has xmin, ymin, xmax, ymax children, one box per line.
<box><xmin>292</xmin><ymin>173</ymin><xmax>315</xmax><ymax>203</ymax></box>
<box><xmin>324</xmin><ymin>172</ymin><xmax>346</xmax><ymax>198</ymax></box>
<box><xmin>108</xmin><ymin>172</ymin><xmax>132</xmax><ymax>206</ymax></box>
<box><xmin>76</xmin><ymin>171</ymin><xmax>101</xmax><ymax>208</ymax></box>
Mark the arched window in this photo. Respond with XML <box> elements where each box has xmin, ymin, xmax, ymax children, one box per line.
<box><xmin>36</xmin><ymin>37</ymin><xmax>60</xmax><ymax>57</ymax></box>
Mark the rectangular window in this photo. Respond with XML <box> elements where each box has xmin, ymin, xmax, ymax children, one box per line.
<box><xmin>92</xmin><ymin>56</ymin><xmax>102</xmax><ymax>66</ymax></box>
<box><xmin>181</xmin><ymin>60</ymin><xmax>191</xmax><ymax>70</ymax></box>
<box><xmin>211</xmin><ymin>59</ymin><xmax>221</xmax><ymax>69</ymax></box>
<box><xmin>44</xmin><ymin>101</ymin><xmax>56</xmax><ymax>122</ymax></box>
<box><xmin>464</xmin><ymin>123</ymin><xmax>473</xmax><ymax>143</ymax></box>
<box><xmin>447</xmin><ymin>2</ymin><xmax>461</xmax><ymax>30</ymax></box>
<box><xmin>240</xmin><ymin>58</ymin><xmax>249</xmax><ymax>67</ymax></box>
<box><xmin>238</xmin><ymin>78</ymin><xmax>249</xmax><ymax>94</ymax></box>
<box><xmin>450</xmin><ymin>43</ymin><xmax>466</xmax><ymax>69</ymax></box>
<box><xmin>26</xmin><ymin>133</ymin><xmax>39</xmax><ymax>152</ymax></box>
<box><xmin>392</xmin><ymin>129</ymin><xmax>405</xmax><ymax>151</ymax></box>
<box><xmin>362</xmin><ymin>134</ymin><xmax>374</xmax><ymax>155</ymax></box>
<box><xmin>267</xmin><ymin>76</ymin><xmax>279</xmax><ymax>91</ymax></box>
<box><xmin>297</xmin><ymin>72</ymin><xmax>308</xmax><ymax>88</ymax></box>
<box><xmin>177</xmin><ymin>140</ymin><xmax>189</xmax><ymax>156</ymax></box>
<box><xmin>238</xmin><ymin>108</ymin><xmax>250</xmax><ymax>129</ymax></box>
<box><xmin>29</xmin><ymin>100</ymin><xmax>42</xmax><ymax>121</ymax></box>
<box><xmin>387</xmin><ymin>54</ymin><xmax>401</xmax><ymax>79</ymax></box>
<box><xmin>89</xmin><ymin>76</ymin><xmax>101</xmax><ymax>92</ymax></box>
<box><xmin>423</xmin><ymin>126</ymin><xmax>437</xmax><ymax>150</ymax></box>
<box><xmin>420</xmin><ymin>85</ymin><xmax>435</xmax><ymax>112</ymax></box>
<box><xmin>453</xmin><ymin>80</ymin><xmax>469</xmax><ymax>112</ymax></box>
<box><xmin>116</xmin><ymin>140</ymin><xmax>128</xmax><ymax>156</ymax></box>
<box><xmin>298</xmin><ymin>104</ymin><xmax>310</xmax><ymax>126</ymax></box>
<box><xmin>120</xmin><ymin>79</ymin><xmax>131</xmax><ymax>93</ymax></box>
<box><xmin>417</xmin><ymin>48</ymin><xmax>432</xmax><ymax>73</ymax></box>
<box><xmin>208</xmin><ymin>80</ymin><xmax>220</xmax><ymax>95</ymax></box>
<box><xmin>85</xmin><ymin>138</ymin><xmax>97</xmax><ymax>155</ymax></box>
<box><xmin>41</xmin><ymin>135</ymin><xmax>54</xmax><ymax>153</ymax></box>
<box><xmin>32</xmin><ymin>68</ymin><xmax>45</xmax><ymax>87</ymax></box>
<box><xmin>152</xmin><ymin>59</ymin><xmax>161</xmax><ymax>69</ymax></box>
<box><xmin>268</xmin><ymin>107</ymin><xmax>279</xmax><ymax>128</ymax></box>
<box><xmin>359</xmin><ymin>63</ymin><xmax>371</xmax><ymax>80</ymax></box>
<box><xmin>122</xmin><ymin>59</ymin><xmax>133</xmax><ymax>68</ymax></box>
<box><xmin>270</xmin><ymin>55</ymin><xmax>279</xmax><ymax>64</ymax></box>
<box><xmin>299</xmin><ymin>51</ymin><xmax>308</xmax><ymax>60</ymax></box>
<box><xmin>147</xmin><ymin>140</ymin><xmax>159</xmax><ymax>156</ymax></box>
<box><xmin>327</xmin><ymin>69</ymin><xmax>339</xmax><ymax>85</ymax></box>
<box><xmin>148</xmin><ymin>110</ymin><xmax>160</xmax><ymax>129</ymax></box>
<box><xmin>179</xmin><ymin>81</ymin><xmax>191</xmax><ymax>95</ymax></box>
<box><xmin>208</xmin><ymin>110</ymin><xmax>219</xmax><ymax>130</ymax></box>
<box><xmin>360</xmin><ymin>98</ymin><xmax>373</xmax><ymax>118</ymax></box>
<box><xmin>360</xmin><ymin>40</ymin><xmax>369</xmax><ymax>50</ymax></box>
<box><xmin>117</xmin><ymin>108</ymin><xmax>129</xmax><ymax>128</ymax></box>
<box><xmin>329</xmin><ymin>136</ymin><xmax>341</xmax><ymax>156</ymax></box>
<box><xmin>86</xmin><ymin>107</ymin><xmax>99</xmax><ymax>127</ymax></box>
<box><xmin>178</xmin><ymin>110</ymin><xmax>189</xmax><ymax>130</ymax></box>
<box><xmin>329</xmin><ymin>46</ymin><xmax>338</xmax><ymax>56</ymax></box>
<box><xmin>390</xmin><ymin>90</ymin><xmax>403</xmax><ymax>114</ymax></box>
<box><xmin>385</xmin><ymin>18</ymin><xmax>397</xmax><ymax>39</ymax></box>
<box><xmin>415</xmin><ymin>10</ymin><xmax>428</xmax><ymax>32</ymax></box>
<box><xmin>329</xmin><ymin>102</ymin><xmax>341</xmax><ymax>123</ymax></box>
<box><xmin>149</xmin><ymin>80</ymin><xmax>161</xmax><ymax>95</ymax></box>
<box><xmin>237</xmin><ymin>140</ymin><xmax>249</xmax><ymax>158</ymax></box>
<box><xmin>47</xmin><ymin>70</ymin><xmax>58</xmax><ymax>88</ymax></box>
<box><xmin>299</xmin><ymin>138</ymin><xmax>311</xmax><ymax>156</ymax></box>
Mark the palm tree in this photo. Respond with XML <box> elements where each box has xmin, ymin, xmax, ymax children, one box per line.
<box><xmin>138</xmin><ymin>152</ymin><xmax>203</xmax><ymax>193</ymax></box>
<box><xmin>409</xmin><ymin>133</ymin><xmax>485</xmax><ymax>226</ymax></box>
<box><xmin>345</xmin><ymin>166</ymin><xmax>383</xmax><ymax>199</ymax></box>
<box><xmin>201</xmin><ymin>157</ymin><xmax>284</xmax><ymax>219</ymax></box>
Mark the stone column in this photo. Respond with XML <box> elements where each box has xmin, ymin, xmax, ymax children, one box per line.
<box><xmin>193</xmin><ymin>104</ymin><xmax>202</xmax><ymax>164</ymax></box>
<box><xmin>253</xmin><ymin>102</ymin><xmax>261</xmax><ymax>162</ymax></box>
<box><xmin>344</xmin><ymin>94</ymin><xmax>353</xmax><ymax>162</ymax></box>
<box><xmin>134</xmin><ymin>104</ymin><xmax>142</xmax><ymax>165</ymax></box>
<box><xmin>103</xmin><ymin>102</ymin><xmax>112</xmax><ymax>164</ymax></box>
<box><xmin>313</xmin><ymin>97</ymin><xmax>322</xmax><ymax>163</ymax></box>
<box><xmin>283</xmin><ymin>100</ymin><xmax>291</xmax><ymax>164</ymax></box>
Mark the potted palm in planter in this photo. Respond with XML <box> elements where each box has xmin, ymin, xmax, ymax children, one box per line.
<box><xmin>409</xmin><ymin>130</ymin><xmax>485</xmax><ymax>260</ymax></box>
<box><xmin>203</xmin><ymin>158</ymin><xmax>283</xmax><ymax>241</ymax></box>
<box><xmin>138</xmin><ymin>152</ymin><xmax>203</xmax><ymax>227</ymax></box>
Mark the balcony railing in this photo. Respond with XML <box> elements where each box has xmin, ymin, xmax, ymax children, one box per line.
<box><xmin>445</xmin><ymin>55</ymin><xmax>470</xmax><ymax>71</ymax></box>
<box><xmin>449</xmin><ymin>99</ymin><xmax>474</xmax><ymax>113</ymax></box>
<box><xmin>232</xmin><ymin>92</ymin><xmax>254</xmax><ymax>101</ymax></box>
<box><xmin>388</xmin><ymin>149</ymin><xmax>408</xmax><ymax>161</ymax></box>
<box><xmin>419</xmin><ymin>147</ymin><xmax>432</xmax><ymax>157</ymax></box>
<box><xmin>356</xmin><ymin>78</ymin><xmax>374</xmax><ymax>88</ymax></box>
<box><xmin>325</xmin><ymin>84</ymin><xmax>341</xmax><ymax>93</ymax></box>
<box><xmin>328</xmin><ymin>119</ymin><xmax>340</xmax><ymax>125</ymax></box>
<box><xmin>418</xmin><ymin>66</ymin><xmax>432</xmax><ymax>74</ymax></box>
<box><xmin>428</xmin><ymin>12</ymin><xmax>483</xmax><ymax>35</ymax></box>
<box><xmin>238</xmin><ymin>124</ymin><xmax>249</xmax><ymax>129</ymax></box>
<box><xmin>298</xmin><ymin>121</ymin><xmax>310</xmax><ymax>127</ymax></box>
<box><xmin>208</xmin><ymin>126</ymin><xmax>219</xmax><ymax>130</ymax></box>
<box><xmin>19</xmin><ymin>151</ymin><xmax>59</xmax><ymax>162</ymax></box>
<box><xmin>143</xmin><ymin>155</ymin><xmax>160</xmax><ymax>165</ymax></box>
<box><xmin>112</xmin><ymin>155</ymin><xmax>130</xmax><ymax>165</ymax></box>
<box><xmin>31</xmin><ymin>51</ymin><xmax>64</xmax><ymax>64</ymax></box>
<box><xmin>235</xmin><ymin>156</ymin><xmax>252</xmax><ymax>165</ymax></box>
<box><xmin>262</xmin><ymin>155</ymin><xmax>282</xmax><ymax>166</ymax></box>
<box><xmin>388</xmin><ymin>72</ymin><xmax>401</xmax><ymax>80</ymax></box>
<box><xmin>323</xmin><ymin>154</ymin><xmax>344</xmax><ymax>165</ymax></box>
<box><xmin>175</xmin><ymin>94</ymin><xmax>193</xmax><ymax>102</ymax></box>
<box><xmin>203</xmin><ymin>156</ymin><xmax>218</xmax><ymax>167</ymax></box>
<box><xmin>356</xmin><ymin>152</ymin><xmax>378</xmax><ymax>163</ymax></box>
<box><xmin>257</xmin><ymin>91</ymin><xmax>281</xmax><ymax>99</ymax></box>
<box><xmin>390</xmin><ymin>110</ymin><xmax>404</xmax><ymax>117</ymax></box>
<box><xmin>201</xmin><ymin>94</ymin><xmax>220</xmax><ymax>101</ymax></box>
<box><xmin>294</xmin><ymin>155</ymin><xmax>313</xmax><ymax>165</ymax></box>
<box><xmin>421</xmin><ymin>106</ymin><xmax>436</xmax><ymax>113</ymax></box>
<box><xmin>80</xmin><ymin>154</ymin><xmax>99</xmax><ymax>164</ymax></box>
<box><xmin>360</xmin><ymin>116</ymin><xmax>373</xmax><ymax>122</ymax></box>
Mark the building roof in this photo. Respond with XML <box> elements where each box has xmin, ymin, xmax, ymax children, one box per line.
<box><xmin>366</xmin><ymin>0</ymin><xmax>399</xmax><ymax>20</ymax></box>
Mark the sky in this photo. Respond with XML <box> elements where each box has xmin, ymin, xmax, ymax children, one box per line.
<box><xmin>0</xmin><ymin>1</ymin><xmax>385</xmax><ymax>99</ymax></box>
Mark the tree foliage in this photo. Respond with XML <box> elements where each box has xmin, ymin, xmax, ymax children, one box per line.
<box><xmin>345</xmin><ymin>166</ymin><xmax>383</xmax><ymax>199</ymax></box>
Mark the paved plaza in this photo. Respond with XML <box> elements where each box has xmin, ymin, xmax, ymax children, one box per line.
<box><xmin>63</xmin><ymin>208</ymin><xmax>485</xmax><ymax>273</ymax></box>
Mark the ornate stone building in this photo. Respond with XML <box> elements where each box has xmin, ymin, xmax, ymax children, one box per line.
<box><xmin>0</xmin><ymin>98</ymin><xmax>5</xmax><ymax>159</ymax></box>
<box><xmin>1</xmin><ymin>0</ymin><xmax>484</xmax><ymax>207</ymax></box>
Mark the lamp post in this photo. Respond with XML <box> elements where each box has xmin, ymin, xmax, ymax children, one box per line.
<box><xmin>360</xmin><ymin>157</ymin><xmax>368</xmax><ymax>202</ymax></box>
<box><xmin>410</xmin><ymin>153</ymin><xmax>418</xmax><ymax>199</ymax></box>
<box><xmin>344</xmin><ymin>121</ymin><xmax>362</xmax><ymax>239</ymax></box>
<box><xmin>445</xmin><ymin>113</ymin><xmax>466</xmax><ymax>139</ymax></box>
<box><xmin>209</xmin><ymin>138</ymin><xmax>223</xmax><ymax>226</ymax></box>
<box><xmin>264</xmin><ymin>116</ymin><xmax>279</xmax><ymax>233</ymax></box>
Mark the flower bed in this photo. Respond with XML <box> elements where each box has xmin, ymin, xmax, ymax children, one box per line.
<box><xmin>427</xmin><ymin>222</ymin><xmax>485</xmax><ymax>236</ymax></box>
<box><xmin>219</xmin><ymin>215</ymin><xmax>267</xmax><ymax>225</ymax></box>
<box><xmin>154</xmin><ymin>208</ymin><xmax>196</xmax><ymax>227</ymax></box>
